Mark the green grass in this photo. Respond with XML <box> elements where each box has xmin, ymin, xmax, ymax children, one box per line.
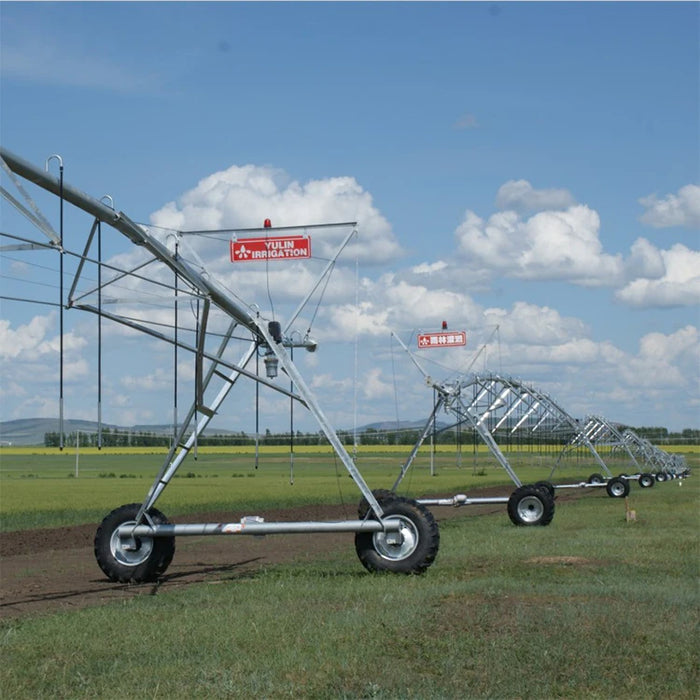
<box><xmin>1</xmin><ymin>476</ymin><xmax>698</xmax><ymax>698</ymax></box>
<box><xmin>0</xmin><ymin>449</ymin><xmax>596</xmax><ymax>532</ymax></box>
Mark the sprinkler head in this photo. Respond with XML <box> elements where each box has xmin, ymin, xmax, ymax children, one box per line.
<box><xmin>263</xmin><ymin>353</ymin><xmax>279</xmax><ymax>379</ymax></box>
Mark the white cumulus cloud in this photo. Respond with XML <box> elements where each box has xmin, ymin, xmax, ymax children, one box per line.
<box><xmin>639</xmin><ymin>184</ymin><xmax>700</xmax><ymax>229</ymax></box>
<box><xmin>484</xmin><ymin>301</ymin><xmax>589</xmax><ymax>346</ymax></box>
<box><xmin>616</xmin><ymin>244</ymin><xmax>700</xmax><ymax>307</ymax></box>
<box><xmin>322</xmin><ymin>275</ymin><xmax>483</xmax><ymax>343</ymax></box>
<box><xmin>0</xmin><ymin>315</ymin><xmax>54</xmax><ymax>360</ymax></box>
<box><xmin>617</xmin><ymin>325</ymin><xmax>700</xmax><ymax>389</ymax></box>
<box><xmin>150</xmin><ymin>165</ymin><xmax>402</xmax><ymax>265</ymax></box>
<box><xmin>456</xmin><ymin>204</ymin><xmax>623</xmax><ymax>286</ymax></box>
<box><xmin>0</xmin><ymin>314</ymin><xmax>87</xmax><ymax>361</ymax></box>
<box><xmin>495</xmin><ymin>180</ymin><xmax>576</xmax><ymax>213</ymax></box>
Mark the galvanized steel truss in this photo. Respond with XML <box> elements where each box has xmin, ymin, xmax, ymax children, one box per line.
<box><xmin>393</xmin><ymin>368</ymin><xmax>612</xmax><ymax>490</ymax></box>
<box><xmin>0</xmin><ymin>147</ymin><xmax>405</xmax><ymax>539</ymax></box>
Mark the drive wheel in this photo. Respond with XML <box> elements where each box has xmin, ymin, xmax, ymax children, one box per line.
<box><xmin>534</xmin><ymin>480</ymin><xmax>556</xmax><ymax>499</ymax></box>
<box><xmin>355</xmin><ymin>497</ymin><xmax>439</xmax><ymax>574</ymax></box>
<box><xmin>638</xmin><ymin>473</ymin><xmax>655</xmax><ymax>488</ymax></box>
<box><xmin>508</xmin><ymin>485</ymin><xmax>555</xmax><ymax>526</ymax></box>
<box><xmin>94</xmin><ymin>503</ymin><xmax>175</xmax><ymax>583</ymax></box>
<box><xmin>588</xmin><ymin>473</ymin><xmax>605</xmax><ymax>484</ymax></box>
<box><xmin>357</xmin><ymin>488</ymin><xmax>396</xmax><ymax>518</ymax></box>
<box><xmin>606</xmin><ymin>477</ymin><xmax>630</xmax><ymax>498</ymax></box>
<box><xmin>655</xmin><ymin>472</ymin><xmax>667</xmax><ymax>482</ymax></box>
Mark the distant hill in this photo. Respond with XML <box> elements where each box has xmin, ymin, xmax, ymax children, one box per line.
<box><xmin>0</xmin><ymin>418</ymin><xmax>115</xmax><ymax>446</ymax></box>
<box><xmin>355</xmin><ymin>419</ymin><xmax>447</xmax><ymax>432</ymax></box>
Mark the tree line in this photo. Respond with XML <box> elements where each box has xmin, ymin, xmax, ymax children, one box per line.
<box><xmin>43</xmin><ymin>425</ymin><xmax>700</xmax><ymax>448</ymax></box>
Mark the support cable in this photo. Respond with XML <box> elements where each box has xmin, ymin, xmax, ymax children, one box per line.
<box><xmin>46</xmin><ymin>155</ymin><xmax>64</xmax><ymax>449</ymax></box>
<box><xmin>255</xmin><ymin>340</ymin><xmax>260</xmax><ymax>470</ymax></box>
<box><xmin>193</xmin><ymin>297</ymin><xmax>200</xmax><ymax>460</ymax></box>
<box><xmin>306</xmin><ymin>260</ymin><xmax>335</xmax><ymax>334</ymax></box>
<box><xmin>174</xmin><ymin>243</ymin><xmax>179</xmax><ymax>446</ymax></box>
<box><xmin>289</xmin><ymin>345</ymin><xmax>294</xmax><ymax>485</ymax></box>
<box><xmin>431</xmin><ymin>387</ymin><xmax>437</xmax><ymax>477</ymax></box>
<box><xmin>390</xmin><ymin>333</ymin><xmax>401</xmax><ymax>433</ymax></box>
<box><xmin>96</xmin><ymin>195</ymin><xmax>114</xmax><ymax>450</ymax></box>
<box><xmin>97</xmin><ymin>218</ymin><xmax>103</xmax><ymax>449</ymax></box>
<box><xmin>352</xmin><ymin>256</ymin><xmax>359</xmax><ymax>461</ymax></box>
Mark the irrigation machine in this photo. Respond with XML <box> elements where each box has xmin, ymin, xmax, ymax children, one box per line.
<box><xmin>621</xmin><ymin>428</ymin><xmax>689</xmax><ymax>481</ymax></box>
<box><xmin>386</xmin><ymin>333</ymin><xmax>560</xmax><ymax>524</ymax></box>
<box><xmin>551</xmin><ymin>415</ymin><xmax>689</xmax><ymax>493</ymax></box>
<box><xmin>0</xmin><ymin>147</ymin><xmax>441</xmax><ymax>582</ymax></box>
<box><xmin>385</xmin><ymin>331</ymin><xmax>671</xmax><ymax>516</ymax></box>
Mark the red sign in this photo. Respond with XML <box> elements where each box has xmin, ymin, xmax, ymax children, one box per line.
<box><xmin>230</xmin><ymin>235</ymin><xmax>311</xmax><ymax>262</ymax></box>
<box><xmin>417</xmin><ymin>331</ymin><xmax>466</xmax><ymax>348</ymax></box>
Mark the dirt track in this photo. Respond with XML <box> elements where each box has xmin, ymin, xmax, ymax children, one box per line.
<box><xmin>0</xmin><ymin>488</ymin><xmax>587</xmax><ymax>620</ymax></box>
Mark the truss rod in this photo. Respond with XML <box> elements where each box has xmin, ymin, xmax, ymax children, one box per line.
<box><xmin>180</xmin><ymin>221</ymin><xmax>357</xmax><ymax>236</ymax></box>
<box><xmin>392</xmin><ymin>393</ymin><xmax>447</xmax><ymax>491</ymax></box>
<box><xmin>72</xmin><ymin>302</ymin><xmax>302</xmax><ymax>404</ymax></box>
<box><xmin>1</xmin><ymin>147</ymin><xmax>263</xmax><ymax>340</ymax></box>
<box><xmin>2</xmin><ymin>148</ymin><xmax>388</xmax><ymax>521</ymax></box>
<box><xmin>0</xmin><ymin>159</ymin><xmax>61</xmax><ymax>244</ymax></box>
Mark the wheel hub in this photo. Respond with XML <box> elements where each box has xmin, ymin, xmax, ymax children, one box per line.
<box><xmin>610</xmin><ymin>482</ymin><xmax>625</xmax><ymax>496</ymax></box>
<box><xmin>373</xmin><ymin>516</ymin><xmax>418</xmax><ymax>560</ymax></box>
<box><xmin>110</xmin><ymin>520</ymin><xmax>154</xmax><ymax>567</ymax></box>
<box><xmin>516</xmin><ymin>495</ymin><xmax>545</xmax><ymax>524</ymax></box>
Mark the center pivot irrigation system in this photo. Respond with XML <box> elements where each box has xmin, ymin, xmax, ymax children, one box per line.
<box><xmin>621</xmin><ymin>429</ymin><xmax>689</xmax><ymax>480</ymax></box>
<box><xmin>386</xmin><ymin>332</ymin><xmax>673</xmax><ymax>518</ymax></box>
<box><xmin>552</xmin><ymin>415</ymin><xmax>655</xmax><ymax>494</ymax></box>
<box><xmin>560</xmin><ymin>416</ymin><xmax>689</xmax><ymax>485</ymax></box>
<box><xmin>388</xmin><ymin>334</ymin><xmax>558</xmax><ymax>525</ymax></box>
<box><xmin>0</xmin><ymin>147</ymin><xmax>440</xmax><ymax>582</ymax></box>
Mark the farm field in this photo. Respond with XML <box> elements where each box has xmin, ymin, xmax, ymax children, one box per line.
<box><xmin>1</xmin><ymin>444</ymin><xmax>692</xmax><ymax>531</ymax></box>
<box><xmin>0</xmin><ymin>446</ymin><xmax>577</xmax><ymax>531</ymax></box>
<box><xmin>0</xmin><ymin>450</ymin><xmax>698</xmax><ymax>698</ymax></box>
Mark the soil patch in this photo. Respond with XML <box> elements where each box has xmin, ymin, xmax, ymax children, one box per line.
<box><xmin>0</xmin><ymin>486</ymin><xmax>590</xmax><ymax>620</ymax></box>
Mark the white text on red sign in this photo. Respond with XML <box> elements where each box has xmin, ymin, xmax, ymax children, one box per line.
<box><xmin>230</xmin><ymin>235</ymin><xmax>311</xmax><ymax>262</ymax></box>
<box><xmin>417</xmin><ymin>331</ymin><xmax>467</xmax><ymax>348</ymax></box>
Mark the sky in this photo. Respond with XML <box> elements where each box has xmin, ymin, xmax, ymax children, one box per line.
<box><xmin>1</xmin><ymin>1</ymin><xmax>698</xmax><ymax>439</ymax></box>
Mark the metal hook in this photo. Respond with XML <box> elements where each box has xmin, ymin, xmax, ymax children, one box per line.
<box><xmin>45</xmin><ymin>154</ymin><xmax>63</xmax><ymax>171</ymax></box>
<box><xmin>100</xmin><ymin>194</ymin><xmax>115</xmax><ymax>209</ymax></box>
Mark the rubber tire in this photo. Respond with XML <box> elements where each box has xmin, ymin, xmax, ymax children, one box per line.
<box><xmin>507</xmin><ymin>485</ymin><xmax>555</xmax><ymax>526</ymax></box>
<box><xmin>94</xmin><ymin>503</ymin><xmax>175</xmax><ymax>583</ymax></box>
<box><xmin>355</xmin><ymin>497</ymin><xmax>439</xmax><ymax>575</ymax></box>
<box><xmin>588</xmin><ymin>473</ymin><xmax>605</xmax><ymax>485</ymax></box>
<box><xmin>606</xmin><ymin>477</ymin><xmax>630</xmax><ymax>498</ymax></box>
<box><xmin>638</xmin><ymin>473</ymin><xmax>655</xmax><ymax>488</ymax></box>
<box><xmin>357</xmin><ymin>489</ymin><xmax>396</xmax><ymax>518</ymax></box>
<box><xmin>534</xmin><ymin>480</ymin><xmax>556</xmax><ymax>499</ymax></box>
<box><xmin>655</xmin><ymin>472</ymin><xmax>667</xmax><ymax>482</ymax></box>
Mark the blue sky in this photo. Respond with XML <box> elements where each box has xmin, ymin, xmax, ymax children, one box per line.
<box><xmin>1</xmin><ymin>1</ymin><xmax>698</xmax><ymax>436</ymax></box>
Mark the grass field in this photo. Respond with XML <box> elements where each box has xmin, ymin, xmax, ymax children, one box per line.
<box><xmin>1</xmin><ymin>468</ymin><xmax>697</xmax><ymax>698</ymax></box>
<box><xmin>0</xmin><ymin>445</ymin><xmax>694</xmax><ymax>532</ymax></box>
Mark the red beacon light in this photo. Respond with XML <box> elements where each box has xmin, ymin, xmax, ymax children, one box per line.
<box><xmin>442</xmin><ymin>320</ymin><xmax>448</xmax><ymax>330</ymax></box>
<box><xmin>264</xmin><ymin>219</ymin><xmax>272</xmax><ymax>228</ymax></box>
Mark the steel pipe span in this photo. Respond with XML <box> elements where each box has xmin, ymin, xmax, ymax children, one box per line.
<box><xmin>120</xmin><ymin>519</ymin><xmax>403</xmax><ymax>538</ymax></box>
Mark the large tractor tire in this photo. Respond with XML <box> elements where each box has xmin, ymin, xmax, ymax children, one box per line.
<box><xmin>507</xmin><ymin>485</ymin><xmax>555</xmax><ymax>526</ymax></box>
<box><xmin>355</xmin><ymin>497</ymin><xmax>439</xmax><ymax>575</ymax></box>
<box><xmin>95</xmin><ymin>503</ymin><xmax>175</xmax><ymax>583</ymax></box>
